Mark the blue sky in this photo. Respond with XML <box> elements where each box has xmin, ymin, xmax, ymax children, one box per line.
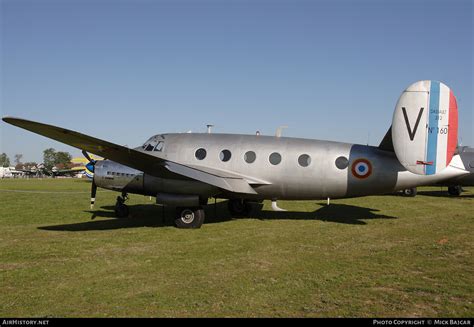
<box><xmin>1</xmin><ymin>0</ymin><xmax>472</xmax><ymax>163</ymax></box>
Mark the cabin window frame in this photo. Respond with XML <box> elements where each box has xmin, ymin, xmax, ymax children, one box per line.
<box><xmin>244</xmin><ymin>151</ymin><xmax>256</xmax><ymax>164</ymax></box>
<box><xmin>298</xmin><ymin>154</ymin><xmax>311</xmax><ymax>167</ymax></box>
<box><xmin>219</xmin><ymin>149</ymin><xmax>232</xmax><ymax>162</ymax></box>
<box><xmin>269</xmin><ymin>152</ymin><xmax>282</xmax><ymax>165</ymax></box>
<box><xmin>195</xmin><ymin>148</ymin><xmax>207</xmax><ymax>160</ymax></box>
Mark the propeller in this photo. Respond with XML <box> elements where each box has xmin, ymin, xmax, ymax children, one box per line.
<box><xmin>82</xmin><ymin>150</ymin><xmax>97</xmax><ymax>209</ymax></box>
<box><xmin>90</xmin><ymin>180</ymin><xmax>97</xmax><ymax>210</ymax></box>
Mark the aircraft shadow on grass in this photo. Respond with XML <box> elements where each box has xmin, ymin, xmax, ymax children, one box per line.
<box><xmin>38</xmin><ymin>201</ymin><xmax>396</xmax><ymax>232</ymax></box>
<box><xmin>415</xmin><ymin>190</ymin><xmax>474</xmax><ymax>198</ymax></box>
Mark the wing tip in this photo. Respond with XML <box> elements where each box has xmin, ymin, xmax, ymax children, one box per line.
<box><xmin>2</xmin><ymin>116</ymin><xmax>22</xmax><ymax>124</ymax></box>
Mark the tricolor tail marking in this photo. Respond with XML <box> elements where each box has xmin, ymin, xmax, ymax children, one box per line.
<box><xmin>446</xmin><ymin>90</ymin><xmax>458</xmax><ymax>165</ymax></box>
<box><xmin>425</xmin><ymin>81</ymin><xmax>440</xmax><ymax>175</ymax></box>
<box><xmin>424</xmin><ymin>81</ymin><xmax>458</xmax><ymax>175</ymax></box>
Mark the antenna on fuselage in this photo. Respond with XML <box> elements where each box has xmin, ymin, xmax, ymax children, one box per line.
<box><xmin>206</xmin><ymin>124</ymin><xmax>214</xmax><ymax>134</ymax></box>
<box><xmin>276</xmin><ymin>125</ymin><xmax>288</xmax><ymax>138</ymax></box>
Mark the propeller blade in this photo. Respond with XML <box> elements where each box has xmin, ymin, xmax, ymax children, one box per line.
<box><xmin>83</xmin><ymin>150</ymin><xmax>96</xmax><ymax>174</ymax></box>
<box><xmin>90</xmin><ymin>180</ymin><xmax>97</xmax><ymax>209</ymax></box>
<box><xmin>82</xmin><ymin>150</ymin><xmax>94</xmax><ymax>163</ymax></box>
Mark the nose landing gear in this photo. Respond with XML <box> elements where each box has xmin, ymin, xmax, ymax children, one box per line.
<box><xmin>114</xmin><ymin>192</ymin><xmax>129</xmax><ymax>218</ymax></box>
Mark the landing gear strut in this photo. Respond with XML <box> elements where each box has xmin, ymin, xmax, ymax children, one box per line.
<box><xmin>228</xmin><ymin>199</ymin><xmax>253</xmax><ymax>217</ymax></box>
<box><xmin>115</xmin><ymin>192</ymin><xmax>129</xmax><ymax>218</ymax></box>
<box><xmin>175</xmin><ymin>207</ymin><xmax>205</xmax><ymax>229</ymax></box>
<box><xmin>448</xmin><ymin>185</ymin><xmax>463</xmax><ymax>196</ymax></box>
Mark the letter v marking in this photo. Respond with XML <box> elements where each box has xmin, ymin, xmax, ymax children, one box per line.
<box><xmin>402</xmin><ymin>107</ymin><xmax>424</xmax><ymax>141</ymax></box>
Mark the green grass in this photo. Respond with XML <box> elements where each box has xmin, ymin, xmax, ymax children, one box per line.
<box><xmin>0</xmin><ymin>178</ymin><xmax>473</xmax><ymax>317</ymax></box>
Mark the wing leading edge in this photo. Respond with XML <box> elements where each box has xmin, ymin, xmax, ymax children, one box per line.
<box><xmin>2</xmin><ymin>117</ymin><xmax>258</xmax><ymax>194</ymax></box>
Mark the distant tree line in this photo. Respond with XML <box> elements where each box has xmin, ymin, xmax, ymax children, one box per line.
<box><xmin>0</xmin><ymin>149</ymin><xmax>72</xmax><ymax>171</ymax></box>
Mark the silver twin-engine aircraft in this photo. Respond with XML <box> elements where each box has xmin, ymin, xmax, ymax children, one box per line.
<box><xmin>2</xmin><ymin>80</ymin><xmax>470</xmax><ymax>228</ymax></box>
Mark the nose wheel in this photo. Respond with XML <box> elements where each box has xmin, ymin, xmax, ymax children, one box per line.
<box><xmin>114</xmin><ymin>193</ymin><xmax>129</xmax><ymax>218</ymax></box>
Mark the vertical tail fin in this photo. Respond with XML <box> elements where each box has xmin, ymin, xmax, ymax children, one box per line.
<box><xmin>392</xmin><ymin>80</ymin><xmax>458</xmax><ymax>175</ymax></box>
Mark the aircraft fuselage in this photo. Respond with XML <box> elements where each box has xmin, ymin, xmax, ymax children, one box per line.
<box><xmin>94</xmin><ymin>133</ymin><xmax>467</xmax><ymax>201</ymax></box>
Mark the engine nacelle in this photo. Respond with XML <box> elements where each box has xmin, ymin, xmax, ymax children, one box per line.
<box><xmin>94</xmin><ymin>160</ymin><xmax>144</xmax><ymax>193</ymax></box>
<box><xmin>156</xmin><ymin>193</ymin><xmax>200</xmax><ymax>207</ymax></box>
<box><xmin>94</xmin><ymin>159</ymin><xmax>218</xmax><ymax>204</ymax></box>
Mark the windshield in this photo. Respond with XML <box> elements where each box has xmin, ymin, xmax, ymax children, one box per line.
<box><xmin>142</xmin><ymin>135</ymin><xmax>165</xmax><ymax>152</ymax></box>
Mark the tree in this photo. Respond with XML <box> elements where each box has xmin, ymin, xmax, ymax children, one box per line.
<box><xmin>0</xmin><ymin>153</ymin><xmax>10</xmax><ymax>167</ymax></box>
<box><xmin>43</xmin><ymin>148</ymin><xmax>72</xmax><ymax>171</ymax></box>
<box><xmin>55</xmin><ymin>151</ymin><xmax>72</xmax><ymax>169</ymax></box>
<box><xmin>14</xmin><ymin>154</ymin><xmax>23</xmax><ymax>166</ymax></box>
<box><xmin>43</xmin><ymin>148</ymin><xmax>57</xmax><ymax>171</ymax></box>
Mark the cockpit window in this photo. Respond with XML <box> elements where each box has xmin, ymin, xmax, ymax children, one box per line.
<box><xmin>142</xmin><ymin>137</ymin><xmax>153</xmax><ymax>150</ymax></box>
<box><xmin>154</xmin><ymin>141</ymin><xmax>164</xmax><ymax>152</ymax></box>
<box><xmin>142</xmin><ymin>136</ymin><xmax>165</xmax><ymax>152</ymax></box>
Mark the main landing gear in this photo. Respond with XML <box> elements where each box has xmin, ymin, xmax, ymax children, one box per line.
<box><xmin>114</xmin><ymin>192</ymin><xmax>129</xmax><ymax>218</ymax></box>
<box><xmin>401</xmin><ymin>187</ymin><xmax>417</xmax><ymax>197</ymax></box>
<box><xmin>448</xmin><ymin>185</ymin><xmax>463</xmax><ymax>196</ymax></box>
<box><xmin>175</xmin><ymin>207</ymin><xmax>205</xmax><ymax>229</ymax></box>
<box><xmin>227</xmin><ymin>199</ymin><xmax>253</xmax><ymax>217</ymax></box>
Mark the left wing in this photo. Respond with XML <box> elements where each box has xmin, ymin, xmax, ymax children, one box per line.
<box><xmin>2</xmin><ymin>117</ymin><xmax>259</xmax><ymax>194</ymax></box>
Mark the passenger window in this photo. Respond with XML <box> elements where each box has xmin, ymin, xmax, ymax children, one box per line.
<box><xmin>335</xmin><ymin>156</ymin><xmax>349</xmax><ymax>170</ymax></box>
<box><xmin>219</xmin><ymin>150</ymin><xmax>232</xmax><ymax>162</ymax></box>
<box><xmin>244</xmin><ymin>151</ymin><xmax>256</xmax><ymax>164</ymax></box>
<box><xmin>269</xmin><ymin>152</ymin><xmax>282</xmax><ymax>165</ymax></box>
<box><xmin>298</xmin><ymin>154</ymin><xmax>311</xmax><ymax>167</ymax></box>
<box><xmin>195</xmin><ymin>148</ymin><xmax>207</xmax><ymax>160</ymax></box>
<box><xmin>154</xmin><ymin>142</ymin><xmax>164</xmax><ymax>152</ymax></box>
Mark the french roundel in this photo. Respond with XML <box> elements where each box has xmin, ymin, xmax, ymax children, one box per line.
<box><xmin>351</xmin><ymin>159</ymin><xmax>372</xmax><ymax>179</ymax></box>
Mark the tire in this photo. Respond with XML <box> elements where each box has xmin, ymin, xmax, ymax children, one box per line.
<box><xmin>448</xmin><ymin>185</ymin><xmax>462</xmax><ymax>196</ymax></box>
<box><xmin>175</xmin><ymin>207</ymin><xmax>205</xmax><ymax>229</ymax></box>
<box><xmin>114</xmin><ymin>203</ymin><xmax>129</xmax><ymax>218</ymax></box>
<box><xmin>402</xmin><ymin>188</ymin><xmax>417</xmax><ymax>197</ymax></box>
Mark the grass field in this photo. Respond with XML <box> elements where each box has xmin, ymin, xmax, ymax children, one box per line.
<box><xmin>0</xmin><ymin>178</ymin><xmax>473</xmax><ymax>317</ymax></box>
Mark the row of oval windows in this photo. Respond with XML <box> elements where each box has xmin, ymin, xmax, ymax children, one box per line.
<box><xmin>195</xmin><ymin>148</ymin><xmax>313</xmax><ymax>167</ymax></box>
